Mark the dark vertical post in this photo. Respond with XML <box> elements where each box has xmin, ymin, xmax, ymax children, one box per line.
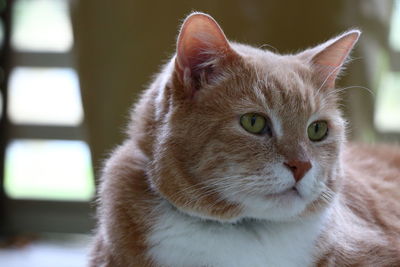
<box><xmin>0</xmin><ymin>0</ymin><xmax>13</xmax><ymax>236</ymax></box>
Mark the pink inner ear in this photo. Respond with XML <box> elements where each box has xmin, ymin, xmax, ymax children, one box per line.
<box><xmin>175</xmin><ymin>13</ymin><xmax>233</xmax><ymax>93</ymax></box>
<box><xmin>180</xmin><ymin>33</ymin><xmax>221</xmax><ymax>71</ymax></box>
<box><xmin>311</xmin><ymin>31</ymin><xmax>360</xmax><ymax>88</ymax></box>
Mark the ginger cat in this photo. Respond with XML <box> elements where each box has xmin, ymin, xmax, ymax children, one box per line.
<box><xmin>89</xmin><ymin>12</ymin><xmax>400</xmax><ymax>266</ymax></box>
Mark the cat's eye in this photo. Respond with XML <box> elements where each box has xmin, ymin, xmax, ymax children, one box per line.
<box><xmin>308</xmin><ymin>121</ymin><xmax>328</xmax><ymax>141</ymax></box>
<box><xmin>240</xmin><ymin>113</ymin><xmax>267</xmax><ymax>135</ymax></box>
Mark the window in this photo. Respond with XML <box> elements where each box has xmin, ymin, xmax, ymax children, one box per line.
<box><xmin>374</xmin><ymin>0</ymin><xmax>400</xmax><ymax>133</ymax></box>
<box><xmin>2</xmin><ymin>0</ymin><xmax>95</xmax><ymax>234</ymax></box>
<box><xmin>4</xmin><ymin>139</ymin><xmax>94</xmax><ymax>200</ymax></box>
<box><xmin>11</xmin><ymin>0</ymin><xmax>73</xmax><ymax>52</ymax></box>
<box><xmin>375</xmin><ymin>71</ymin><xmax>400</xmax><ymax>132</ymax></box>
<box><xmin>8</xmin><ymin>67</ymin><xmax>83</xmax><ymax>125</ymax></box>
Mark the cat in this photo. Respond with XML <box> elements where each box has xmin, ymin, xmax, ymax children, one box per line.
<box><xmin>89</xmin><ymin>12</ymin><xmax>400</xmax><ymax>267</ymax></box>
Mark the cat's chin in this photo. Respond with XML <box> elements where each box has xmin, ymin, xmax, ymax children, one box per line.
<box><xmin>172</xmin><ymin>191</ymin><xmax>311</xmax><ymax>224</ymax></box>
<box><xmin>263</xmin><ymin>187</ymin><xmax>301</xmax><ymax>199</ymax></box>
<box><xmin>238</xmin><ymin>191</ymin><xmax>311</xmax><ymax>222</ymax></box>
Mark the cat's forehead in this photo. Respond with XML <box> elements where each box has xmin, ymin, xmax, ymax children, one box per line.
<box><xmin>232</xmin><ymin>44</ymin><xmax>319</xmax><ymax>116</ymax></box>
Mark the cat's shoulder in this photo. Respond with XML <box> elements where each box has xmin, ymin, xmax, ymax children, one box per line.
<box><xmin>341</xmin><ymin>142</ymin><xmax>400</xmax><ymax>199</ymax></box>
<box><xmin>343</xmin><ymin>142</ymin><xmax>400</xmax><ymax>173</ymax></box>
<box><xmin>345</xmin><ymin>141</ymin><xmax>400</xmax><ymax>160</ymax></box>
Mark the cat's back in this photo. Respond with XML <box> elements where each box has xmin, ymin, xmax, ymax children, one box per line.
<box><xmin>345</xmin><ymin>142</ymin><xmax>400</xmax><ymax>173</ymax></box>
<box><xmin>343</xmin><ymin>142</ymin><xmax>400</xmax><ymax>213</ymax></box>
<box><xmin>316</xmin><ymin>143</ymin><xmax>400</xmax><ymax>266</ymax></box>
<box><xmin>344</xmin><ymin>142</ymin><xmax>400</xmax><ymax>233</ymax></box>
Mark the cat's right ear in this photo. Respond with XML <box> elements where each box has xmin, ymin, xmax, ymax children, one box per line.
<box><xmin>299</xmin><ymin>30</ymin><xmax>361</xmax><ymax>90</ymax></box>
<box><xmin>174</xmin><ymin>12</ymin><xmax>236</xmax><ymax>97</ymax></box>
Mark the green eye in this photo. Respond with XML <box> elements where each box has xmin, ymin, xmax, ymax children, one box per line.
<box><xmin>240</xmin><ymin>113</ymin><xmax>267</xmax><ymax>134</ymax></box>
<box><xmin>308</xmin><ymin>121</ymin><xmax>328</xmax><ymax>141</ymax></box>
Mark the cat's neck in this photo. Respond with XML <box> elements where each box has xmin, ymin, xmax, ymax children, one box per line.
<box><xmin>146</xmin><ymin>198</ymin><xmax>330</xmax><ymax>267</ymax></box>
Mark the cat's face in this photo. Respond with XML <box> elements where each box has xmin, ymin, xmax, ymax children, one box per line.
<box><xmin>149</xmin><ymin>13</ymin><xmax>359</xmax><ymax>222</ymax></box>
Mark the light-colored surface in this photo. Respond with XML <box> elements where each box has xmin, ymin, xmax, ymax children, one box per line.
<box><xmin>390</xmin><ymin>0</ymin><xmax>400</xmax><ymax>51</ymax></box>
<box><xmin>0</xmin><ymin>235</ymin><xmax>91</xmax><ymax>267</ymax></box>
<box><xmin>7</xmin><ymin>67</ymin><xmax>84</xmax><ymax>126</ymax></box>
<box><xmin>375</xmin><ymin>71</ymin><xmax>400</xmax><ymax>132</ymax></box>
<box><xmin>4</xmin><ymin>139</ymin><xmax>95</xmax><ymax>200</ymax></box>
<box><xmin>11</xmin><ymin>0</ymin><xmax>73</xmax><ymax>52</ymax></box>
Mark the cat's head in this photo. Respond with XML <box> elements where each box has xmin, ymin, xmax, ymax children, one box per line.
<box><xmin>147</xmin><ymin>12</ymin><xmax>360</xmax><ymax>222</ymax></box>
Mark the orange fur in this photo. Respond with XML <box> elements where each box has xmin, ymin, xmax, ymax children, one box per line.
<box><xmin>89</xmin><ymin>13</ymin><xmax>400</xmax><ymax>266</ymax></box>
<box><xmin>315</xmin><ymin>143</ymin><xmax>400</xmax><ymax>266</ymax></box>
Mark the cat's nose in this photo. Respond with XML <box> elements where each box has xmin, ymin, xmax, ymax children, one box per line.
<box><xmin>284</xmin><ymin>160</ymin><xmax>312</xmax><ymax>182</ymax></box>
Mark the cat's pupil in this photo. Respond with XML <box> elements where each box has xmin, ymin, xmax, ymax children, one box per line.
<box><xmin>315</xmin><ymin>123</ymin><xmax>319</xmax><ymax>133</ymax></box>
<box><xmin>251</xmin><ymin>115</ymin><xmax>257</xmax><ymax>127</ymax></box>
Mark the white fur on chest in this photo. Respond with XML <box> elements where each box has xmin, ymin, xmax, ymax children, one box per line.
<box><xmin>146</xmin><ymin>203</ymin><xmax>325</xmax><ymax>267</ymax></box>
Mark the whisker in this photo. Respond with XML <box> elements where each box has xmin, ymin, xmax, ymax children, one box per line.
<box><xmin>316</xmin><ymin>64</ymin><xmax>343</xmax><ymax>97</ymax></box>
<box><xmin>327</xmin><ymin>85</ymin><xmax>375</xmax><ymax>98</ymax></box>
<box><xmin>259</xmin><ymin>43</ymin><xmax>279</xmax><ymax>53</ymax></box>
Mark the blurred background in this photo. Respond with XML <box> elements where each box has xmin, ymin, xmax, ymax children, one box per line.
<box><xmin>0</xmin><ymin>0</ymin><xmax>399</xmax><ymax>266</ymax></box>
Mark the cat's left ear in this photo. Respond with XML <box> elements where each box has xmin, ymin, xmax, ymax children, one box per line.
<box><xmin>299</xmin><ymin>30</ymin><xmax>361</xmax><ymax>89</ymax></box>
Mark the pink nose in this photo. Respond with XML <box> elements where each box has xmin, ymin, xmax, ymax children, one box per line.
<box><xmin>284</xmin><ymin>160</ymin><xmax>312</xmax><ymax>182</ymax></box>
